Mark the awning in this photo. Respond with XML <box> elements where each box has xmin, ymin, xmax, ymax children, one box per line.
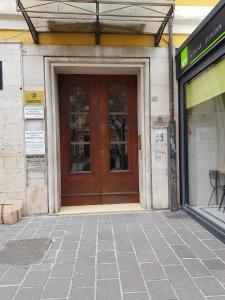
<box><xmin>16</xmin><ymin>0</ymin><xmax>174</xmax><ymax>46</ymax></box>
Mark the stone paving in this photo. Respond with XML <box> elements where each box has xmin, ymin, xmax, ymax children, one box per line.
<box><xmin>1</xmin><ymin>211</ymin><xmax>225</xmax><ymax>299</ymax></box>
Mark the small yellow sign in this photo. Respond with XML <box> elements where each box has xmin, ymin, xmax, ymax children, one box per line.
<box><xmin>24</xmin><ymin>91</ymin><xmax>45</xmax><ymax>106</ymax></box>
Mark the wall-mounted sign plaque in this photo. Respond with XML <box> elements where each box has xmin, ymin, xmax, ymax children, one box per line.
<box><xmin>25</xmin><ymin>131</ymin><xmax>45</xmax><ymax>155</ymax></box>
<box><xmin>24</xmin><ymin>91</ymin><xmax>45</xmax><ymax>106</ymax></box>
<box><xmin>24</xmin><ymin>106</ymin><xmax>44</xmax><ymax>119</ymax></box>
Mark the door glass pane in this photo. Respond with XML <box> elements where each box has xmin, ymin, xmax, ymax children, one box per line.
<box><xmin>70</xmin><ymin>84</ymin><xmax>91</xmax><ymax>172</ymax></box>
<box><xmin>109</xmin><ymin>84</ymin><xmax>128</xmax><ymax>112</ymax></box>
<box><xmin>186</xmin><ymin>57</ymin><xmax>225</xmax><ymax>215</ymax></box>
<box><xmin>71</xmin><ymin>144</ymin><xmax>90</xmax><ymax>172</ymax></box>
<box><xmin>71</xmin><ymin>114</ymin><xmax>90</xmax><ymax>143</ymax></box>
<box><xmin>108</xmin><ymin>84</ymin><xmax>129</xmax><ymax>170</ymax></box>
<box><xmin>110</xmin><ymin>144</ymin><xmax>128</xmax><ymax>171</ymax></box>
<box><xmin>109</xmin><ymin>115</ymin><xmax>128</xmax><ymax>142</ymax></box>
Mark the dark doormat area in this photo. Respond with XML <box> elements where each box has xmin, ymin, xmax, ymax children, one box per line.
<box><xmin>0</xmin><ymin>238</ymin><xmax>52</xmax><ymax>265</ymax></box>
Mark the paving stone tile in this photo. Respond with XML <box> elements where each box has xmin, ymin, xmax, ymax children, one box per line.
<box><xmin>194</xmin><ymin>277</ymin><xmax>225</xmax><ymax>296</ymax></box>
<box><xmin>202</xmin><ymin>259</ymin><xmax>225</xmax><ymax>270</ymax></box>
<box><xmin>117</xmin><ymin>253</ymin><xmax>139</xmax><ymax>272</ymax></box>
<box><xmin>164</xmin><ymin>265</ymin><xmax>195</xmax><ymax>289</ymax></box>
<box><xmin>175</xmin><ymin>288</ymin><xmax>205</xmax><ymax>300</ymax></box>
<box><xmin>78</xmin><ymin>241</ymin><xmax>96</xmax><ymax>257</ymax></box>
<box><xmin>136</xmin><ymin>251</ymin><xmax>157</xmax><ymax>263</ymax></box>
<box><xmin>163</xmin><ymin>233</ymin><xmax>185</xmax><ymax>245</ymax></box>
<box><xmin>51</xmin><ymin>230</ymin><xmax>65</xmax><ymax>238</ymax></box>
<box><xmin>158</xmin><ymin>226</ymin><xmax>175</xmax><ymax>234</ymax></box>
<box><xmin>212</xmin><ymin>270</ymin><xmax>225</xmax><ymax>285</ymax></box>
<box><xmin>114</xmin><ymin>231</ymin><xmax>131</xmax><ymax>242</ymax></box>
<box><xmin>31</xmin><ymin>263</ymin><xmax>51</xmax><ymax>272</ymax></box>
<box><xmin>194</xmin><ymin>231</ymin><xmax>215</xmax><ymax>240</ymax></box>
<box><xmin>96</xmin><ymin>279</ymin><xmax>122</xmax><ymax>300</ymax></box>
<box><xmin>64</xmin><ymin>233</ymin><xmax>80</xmax><ymax>241</ymax></box>
<box><xmin>175</xmin><ymin>227</ymin><xmax>192</xmax><ymax>235</ymax></box>
<box><xmin>181</xmin><ymin>234</ymin><xmax>202</xmax><ymax>246</ymax></box>
<box><xmin>98</xmin><ymin>250</ymin><xmax>116</xmax><ymax>264</ymax></box>
<box><xmin>98</xmin><ymin>240</ymin><xmax>114</xmax><ymax>251</ymax></box>
<box><xmin>60</xmin><ymin>241</ymin><xmax>78</xmax><ymax>251</ymax></box>
<box><xmin>16</xmin><ymin>229</ymin><xmax>37</xmax><ymax>239</ymax></box>
<box><xmin>97</xmin><ymin>263</ymin><xmax>119</xmax><ymax>279</ymax></box>
<box><xmin>98</xmin><ymin>223</ymin><xmax>113</xmax><ymax>232</ymax></box>
<box><xmin>140</xmin><ymin>263</ymin><xmax>166</xmax><ymax>281</ymax></box>
<box><xmin>0</xmin><ymin>286</ymin><xmax>18</xmax><ymax>300</ymax></box>
<box><xmin>56</xmin><ymin>250</ymin><xmax>76</xmax><ymax>263</ymax></box>
<box><xmin>123</xmin><ymin>292</ymin><xmax>150</xmax><ymax>300</ymax></box>
<box><xmin>98</xmin><ymin>215</ymin><xmax>111</xmax><ymax>223</ymax></box>
<box><xmin>76</xmin><ymin>256</ymin><xmax>95</xmax><ymax>270</ymax></box>
<box><xmin>72</xmin><ymin>257</ymin><xmax>95</xmax><ymax>288</ymax></box>
<box><xmin>43</xmin><ymin>278</ymin><xmax>71</xmax><ymax>298</ymax></box>
<box><xmin>146</xmin><ymin>237</ymin><xmax>179</xmax><ymax>265</ymax></box>
<box><xmin>48</xmin><ymin>239</ymin><xmax>62</xmax><ymax>251</ymax></box>
<box><xmin>71</xmin><ymin>216</ymin><xmax>84</xmax><ymax>224</ymax></box>
<box><xmin>181</xmin><ymin>259</ymin><xmax>210</xmax><ymax>277</ymax></box>
<box><xmin>203</xmin><ymin>239</ymin><xmax>225</xmax><ymax>250</ymax></box>
<box><xmin>98</xmin><ymin>230</ymin><xmax>113</xmax><ymax>241</ymax></box>
<box><xmin>115</xmin><ymin>240</ymin><xmax>133</xmax><ymax>252</ymax></box>
<box><xmin>205</xmin><ymin>296</ymin><xmax>225</xmax><ymax>299</ymax></box>
<box><xmin>129</xmin><ymin>230</ymin><xmax>148</xmax><ymax>243</ymax></box>
<box><xmin>132</xmin><ymin>241</ymin><xmax>152</xmax><ymax>253</ymax></box>
<box><xmin>187</xmin><ymin>224</ymin><xmax>205</xmax><ymax>232</ymax></box>
<box><xmin>0</xmin><ymin>266</ymin><xmax>29</xmax><ymax>285</ymax></box>
<box><xmin>190</xmin><ymin>244</ymin><xmax>217</xmax><ymax>259</ymax></box>
<box><xmin>50</xmin><ymin>263</ymin><xmax>74</xmax><ymax>277</ymax></box>
<box><xmin>215</xmin><ymin>250</ymin><xmax>225</xmax><ymax>261</ymax></box>
<box><xmin>0</xmin><ymin>265</ymin><xmax>9</xmax><ymax>279</ymax></box>
<box><xmin>15</xmin><ymin>287</ymin><xmax>43</xmax><ymax>300</ymax></box>
<box><xmin>171</xmin><ymin>245</ymin><xmax>196</xmax><ymax>258</ymax></box>
<box><xmin>120</xmin><ymin>269</ymin><xmax>146</xmax><ymax>293</ymax></box>
<box><xmin>23</xmin><ymin>270</ymin><xmax>50</xmax><ymax>287</ymax></box>
<box><xmin>124</xmin><ymin>213</ymin><xmax>138</xmax><ymax>222</ymax></box>
<box><xmin>69</xmin><ymin>287</ymin><xmax>94</xmax><ymax>300</ymax></box>
<box><xmin>146</xmin><ymin>279</ymin><xmax>177</xmax><ymax>300</ymax></box>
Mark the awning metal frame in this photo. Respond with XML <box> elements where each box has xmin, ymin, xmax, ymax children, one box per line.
<box><xmin>17</xmin><ymin>0</ymin><xmax>174</xmax><ymax>46</ymax></box>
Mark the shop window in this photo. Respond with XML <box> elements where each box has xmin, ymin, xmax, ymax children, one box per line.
<box><xmin>185</xmin><ymin>57</ymin><xmax>225</xmax><ymax>216</ymax></box>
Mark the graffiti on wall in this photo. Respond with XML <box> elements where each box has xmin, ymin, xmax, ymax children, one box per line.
<box><xmin>153</xmin><ymin>129</ymin><xmax>168</xmax><ymax>162</ymax></box>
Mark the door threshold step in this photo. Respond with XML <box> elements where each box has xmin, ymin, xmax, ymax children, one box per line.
<box><xmin>56</xmin><ymin>203</ymin><xmax>146</xmax><ymax>215</ymax></box>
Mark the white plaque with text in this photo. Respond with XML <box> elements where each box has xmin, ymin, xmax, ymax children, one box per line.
<box><xmin>25</xmin><ymin>131</ymin><xmax>45</xmax><ymax>155</ymax></box>
<box><xmin>24</xmin><ymin>106</ymin><xmax>44</xmax><ymax>119</ymax></box>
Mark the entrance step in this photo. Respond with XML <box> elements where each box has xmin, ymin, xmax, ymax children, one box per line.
<box><xmin>57</xmin><ymin>203</ymin><xmax>146</xmax><ymax>215</ymax></box>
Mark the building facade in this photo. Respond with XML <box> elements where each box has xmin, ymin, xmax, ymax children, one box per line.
<box><xmin>0</xmin><ymin>0</ymin><xmax>219</xmax><ymax>215</ymax></box>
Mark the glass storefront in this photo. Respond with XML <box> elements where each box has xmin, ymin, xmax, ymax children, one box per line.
<box><xmin>186</xmin><ymin>57</ymin><xmax>225</xmax><ymax>221</ymax></box>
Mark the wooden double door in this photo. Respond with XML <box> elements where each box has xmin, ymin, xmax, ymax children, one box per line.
<box><xmin>58</xmin><ymin>75</ymin><xmax>139</xmax><ymax>206</ymax></box>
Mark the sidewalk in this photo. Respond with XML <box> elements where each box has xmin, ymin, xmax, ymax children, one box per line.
<box><xmin>1</xmin><ymin>210</ymin><xmax>225</xmax><ymax>300</ymax></box>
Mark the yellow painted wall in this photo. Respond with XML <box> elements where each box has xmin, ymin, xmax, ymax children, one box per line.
<box><xmin>176</xmin><ymin>0</ymin><xmax>219</xmax><ymax>5</ymax></box>
<box><xmin>0</xmin><ymin>30</ymin><xmax>189</xmax><ymax>48</ymax></box>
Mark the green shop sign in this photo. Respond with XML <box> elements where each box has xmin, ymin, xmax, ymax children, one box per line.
<box><xmin>181</xmin><ymin>47</ymin><xmax>188</xmax><ymax>69</ymax></box>
<box><xmin>176</xmin><ymin>3</ymin><xmax>225</xmax><ymax>77</ymax></box>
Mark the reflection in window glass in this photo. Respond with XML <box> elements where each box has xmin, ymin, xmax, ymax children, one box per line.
<box><xmin>109</xmin><ymin>115</ymin><xmax>128</xmax><ymax>142</ymax></box>
<box><xmin>110</xmin><ymin>144</ymin><xmax>128</xmax><ymax>171</ymax></box>
<box><xmin>108</xmin><ymin>84</ymin><xmax>129</xmax><ymax>170</ymax></box>
<box><xmin>71</xmin><ymin>144</ymin><xmax>90</xmax><ymax>172</ymax></box>
<box><xmin>186</xmin><ymin>57</ymin><xmax>225</xmax><ymax>211</ymax></box>
<box><xmin>70</xmin><ymin>84</ymin><xmax>91</xmax><ymax>172</ymax></box>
